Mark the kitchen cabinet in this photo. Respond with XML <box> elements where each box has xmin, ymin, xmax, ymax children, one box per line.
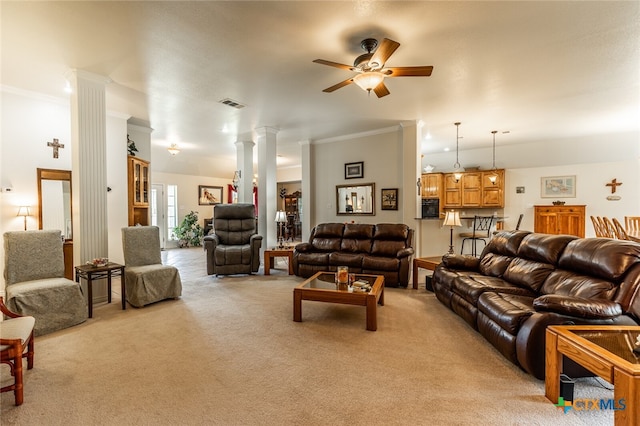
<box><xmin>442</xmin><ymin>169</ymin><xmax>505</xmax><ymax>208</ymax></box>
<box><xmin>481</xmin><ymin>169</ymin><xmax>505</xmax><ymax>207</ymax></box>
<box><xmin>127</xmin><ymin>155</ymin><xmax>150</xmax><ymax>226</ymax></box>
<box><xmin>534</xmin><ymin>205</ymin><xmax>585</xmax><ymax>237</ymax></box>
<box><xmin>421</xmin><ymin>173</ymin><xmax>442</xmax><ymax>198</ymax></box>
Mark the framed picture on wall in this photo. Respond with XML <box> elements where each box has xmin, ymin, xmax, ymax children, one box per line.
<box><xmin>381</xmin><ymin>188</ymin><xmax>398</xmax><ymax>210</ymax></box>
<box><xmin>198</xmin><ymin>185</ymin><xmax>223</xmax><ymax>205</ymax></box>
<box><xmin>540</xmin><ymin>176</ymin><xmax>576</xmax><ymax>198</ymax></box>
<box><xmin>345</xmin><ymin>161</ymin><xmax>364</xmax><ymax>179</ymax></box>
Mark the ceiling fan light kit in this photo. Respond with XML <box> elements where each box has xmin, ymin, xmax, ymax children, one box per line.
<box><xmin>313</xmin><ymin>37</ymin><xmax>433</xmax><ymax>98</ymax></box>
<box><xmin>167</xmin><ymin>144</ymin><xmax>180</xmax><ymax>156</ymax></box>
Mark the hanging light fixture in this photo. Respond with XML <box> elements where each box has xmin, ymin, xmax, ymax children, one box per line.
<box><xmin>452</xmin><ymin>122</ymin><xmax>464</xmax><ymax>182</ymax></box>
<box><xmin>488</xmin><ymin>130</ymin><xmax>498</xmax><ymax>185</ymax></box>
<box><xmin>353</xmin><ymin>71</ymin><xmax>385</xmax><ymax>94</ymax></box>
<box><xmin>167</xmin><ymin>144</ymin><xmax>180</xmax><ymax>156</ymax></box>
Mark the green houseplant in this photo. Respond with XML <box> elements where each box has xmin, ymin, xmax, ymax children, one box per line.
<box><xmin>174</xmin><ymin>211</ymin><xmax>204</xmax><ymax>248</ymax></box>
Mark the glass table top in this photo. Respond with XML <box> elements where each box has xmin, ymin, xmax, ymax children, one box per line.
<box><xmin>301</xmin><ymin>272</ymin><xmax>373</xmax><ymax>292</ymax></box>
<box><xmin>573</xmin><ymin>329</ymin><xmax>640</xmax><ymax>364</ymax></box>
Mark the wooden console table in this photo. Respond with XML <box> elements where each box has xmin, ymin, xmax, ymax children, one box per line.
<box><xmin>412</xmin><ymin>256</ymin><xmax>443</xmax><ymax>289</ymax></box>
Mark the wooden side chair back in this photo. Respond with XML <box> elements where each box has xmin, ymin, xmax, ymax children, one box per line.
<box><xmin>625</xmin><ymin>216</ymin><xmax>640</xmax><ymax>232</ymax></box>
<box><xmin>600</xmin><ymin>217</ymin><xmax>617</xmax><ymax>239</ymax></box>
<box><xmin>591</xmin><ymin>216</ymin><xmax>606</xmax><ymax>237</ymax></box>
<box><xmin>0</xmin><ymin>296</ymin><xmax>35</xmax><ymax>406</ymax></box>
<box><xmin>611</xmin><ymin>218</ymin><xmax>629</xmax><ymax>240</ymax></box>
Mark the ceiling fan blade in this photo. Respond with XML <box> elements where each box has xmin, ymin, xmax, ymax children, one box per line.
<box><xmin>322</xmin><ymin>78</ymin><xmax>354</xmax><ymax>93</ymax></box>
<box><xmin>312</xmin><ymin>59</ymin><xmax>355</xmax><ymax>71</ymax></box>
<box><xmin>368</xmin><ymin>38</ymin><xmax>400</xmax><ymax>69</ymax></box>
<box><xmin>373</xmin><ymin>81</ymin><xmax>390</xmax><ymax>98</ymax></box>
<box><xmin>385</xmin><ymin>66</ymin><xmax>434</xmax><ymax>77</ymax></box>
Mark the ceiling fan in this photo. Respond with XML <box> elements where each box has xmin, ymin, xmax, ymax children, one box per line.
<box><xmin>313</xmin><ymin>38</ymin><xmax>433</xmax><ymax>98</ymax></box>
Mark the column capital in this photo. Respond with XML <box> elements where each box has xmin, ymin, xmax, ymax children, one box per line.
<box><xmin>65</xmin><ymin>69</ymin><xmax>112</xmax><ymax>87</ymax></box>
<box><xmin>255</xmin><ymin>126</ymin><xmax>279</xmax><ymax>137</ymax></box>
<box><xmin>235</xmin><ymin>140</ymin><xmax>255</xmax><ymax>148</ymax></box>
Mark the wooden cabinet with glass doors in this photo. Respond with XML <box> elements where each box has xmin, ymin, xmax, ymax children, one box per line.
<box><xmin>127</xmin><ymin>155</ymin><xmax>150</xmax><ymax>226</ymax></box>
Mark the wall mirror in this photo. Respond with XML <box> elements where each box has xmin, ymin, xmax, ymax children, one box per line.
<box><xmin>37</xmin><ymin>168</ymin><xmax>72</xmax><ymax>240</ymax></box>
<box><xmin>336</xmin><ymin>183</ymin><xmax>375</xmax><ymax>215</ymax></box>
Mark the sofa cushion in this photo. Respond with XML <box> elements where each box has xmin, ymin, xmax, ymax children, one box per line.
<box><xmin>503</xmin><ymin>258</ymin><xmax>555</xmax><ymax>292</ymax></box>
<box><xmin>484</xmin><ymin>230</ymin><xmax>531</xmax><ymax>257</ymax></box>
<box><xmin>329</xmin><ymin>252</ymin><xmax>364</xmax><ymax>268</ymax></box>
<box><xmin>452</xmin><ymin>275</ymin><xmax>536</xmax><ymax>306</ymax></box>
<box><xmin>341</xmin><ymin>224</ymin><xmax>374</xmax><ymax>253</ymax></box>
<box><xmin>517</xmin><ymin>233</ymin><xmax>577</xmax><ymax>265</ymax></box>
<box><xmin>478</xmin><ymin>292</ymin><xmax>536</xmax><ymax>335</ymax></box>
<box><xmin>295</xmin><ymin>252</ymin><xmax>330</xmax><ymax>266</ymax></box>
<box><xmin>478</xmin><ymin>253</ymin><xmax>514</xmax><ymax>278</ymax></box>
<box><xmin>540</xmin><ymin>269</ymin><xmax>616</xmax><ymax>299</ymax></box>
<box><xmin>311</xmin><ymin>223</ymin><xmax>344</xmax><ymax>252</ymax></box>
<box><xmin>558</xmin><ymin>238</ymin><xmax>640</xmax><ymax>281</ymax></box>
<box><xmin>362</xmin><ymin>255</ymin><xmax>399</xmax><ymax>272</ymax></box>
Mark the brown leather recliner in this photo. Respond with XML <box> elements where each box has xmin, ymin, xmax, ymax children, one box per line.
<box><xmin>293</xmin><ymin>223</ymin><xmax>414</xmax><ymax>287</ymax></box>
<box><xmin>203</xmin><ymin>204</ymin><xmax>262</xmax><ymax>276</ymax></box>
<box><xmin>433</xmin><ymin>230</ymin><xmax>640</xmax><ymax>379</ymax></box>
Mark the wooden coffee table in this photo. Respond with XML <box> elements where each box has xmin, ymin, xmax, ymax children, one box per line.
<box><xmin>545</xmin><ymin>325</ymin><xmax>640</xmax><ymax>425</ymax></box>
<box><xmin>264</xmin><ymin>247</ymin><xmax>294</xmax><ymax>275</ymax></box>
<box><xmin>293</xmin><ymin>272</ymin><xmax>385</xmax><ymax>331</ymax></box>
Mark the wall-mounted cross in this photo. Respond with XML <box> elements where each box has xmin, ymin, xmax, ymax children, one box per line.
<box><xmin>606</xmin><ymin>178</ymin><xmax>622</xmax><ymax>194</ymax></box>
<box><xmin>47</xmin><ymin>138</ymin><xmax>64</xmax><ymax>159</ymax></box>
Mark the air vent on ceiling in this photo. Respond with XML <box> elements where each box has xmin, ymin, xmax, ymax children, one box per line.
<box><xmin>219</xmin><ymin>98</ymin><xmax>246</xmax><ymax>109</ymax></box>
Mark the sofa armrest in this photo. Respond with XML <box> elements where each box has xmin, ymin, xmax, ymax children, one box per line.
<box><xmin>533</xmin><ymin>294</ymin><xmax>622</xmax><ymax>319</ymax></box>
<box><xmin>203</xmin><ymin>234</ymin><xmax>219</xmax><ymax>249</ymax></box>
<box><xmin>441</xmin><ymin>253</ymin><xmax>480</xmax><ymax>271</ymax></box>
<box><xmin>397</xmin><ymin>247</ymin><xmax>414</xmax><ymax>259</ymax></box>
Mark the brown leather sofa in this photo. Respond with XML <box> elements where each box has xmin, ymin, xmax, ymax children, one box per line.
<box><xmin>292</xmin><ymin>223</ymin><xmax>414</xmax><ymax>287</ymax></box>
<box><xmin>432</xmin><ymin>230</ymin><xmax>640</xmax><ymax>379</ymax></box>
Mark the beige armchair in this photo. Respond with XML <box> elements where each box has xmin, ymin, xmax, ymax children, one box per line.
<box><xmin>121</xmin><ymin>226</ymin><xmax>182</xmax><ymax>307</ymax></box>
<box><xmin>204</xmin><ymin>204</ymin><xmax>262</xmax><ymax>276</ymax></box>
<box><xmin>3</xmin><ymin>230</ymin><xmax>87</xmax><ymax>336</ymax></box>
<box><xmin>1</xmin><ymin>296</ymin><xmax>35</xmax><ymax>406</ymax></box>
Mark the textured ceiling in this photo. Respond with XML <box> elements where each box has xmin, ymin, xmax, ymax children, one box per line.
<box><xmin>2</xmin><ymin>1</ymin><xmax>639</xmax><ymax>177</ymax></box>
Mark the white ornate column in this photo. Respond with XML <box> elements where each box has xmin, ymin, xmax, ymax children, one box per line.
<box><xmin>67</xmin><ymin>69</ymin><xmax>111</xmax><ymax>271</ymax></box>
<box><xmin>299</xmin><ymin>140</ymin><xmax>312</xmax><ymax>242</ymax></box>
<box><xmin>256</xmin><ymin>127</ymin><xmax>278</xmax><ymax>249</ymax></box>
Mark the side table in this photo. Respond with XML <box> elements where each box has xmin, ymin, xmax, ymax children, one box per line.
<box><xmin>75</xmin><ymin>262</ymin><xmax>125</xmax><ymax>318</ymax></box>
<box><xmin>412</xmin><ymin>256</ymin><xmax>443</xmax><ymax>289</ymax></box>
<box><xmin>264</xmin><ymin>248</ymin><xmax>294</xmax><ymax>275</ymax></box>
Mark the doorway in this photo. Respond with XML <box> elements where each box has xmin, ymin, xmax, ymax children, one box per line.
<box><xmin>151</xmin><ymin>184</ymin><xmax>166</xmax><ymax>249</ymax></box>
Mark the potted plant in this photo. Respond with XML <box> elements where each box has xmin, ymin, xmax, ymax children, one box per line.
<box><xmin>173</xmin><ymin>211</ymin><xmax>204</xmax><ymax>248</ymax></box>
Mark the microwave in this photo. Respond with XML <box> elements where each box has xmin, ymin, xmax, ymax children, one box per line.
<box><xmin>422</xmin><ymin>198</ymin><xmax>440</xmax><ymax>218</ymax></box>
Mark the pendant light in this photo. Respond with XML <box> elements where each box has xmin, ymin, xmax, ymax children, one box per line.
<box><xmin>453</xmin><ymin>122</ymin><xmax>464</xmax><ymax>182</ymax></box>
<box><xmin>488</xmin><ymin>130</ymin><xmax>498</xmax><ymax>185</ymax></box>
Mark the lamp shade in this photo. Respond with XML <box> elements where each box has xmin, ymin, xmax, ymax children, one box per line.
<box><xmin>443</xmin><ymin>211</ymin><xmax>462</xmax><ymax>227</ymax></box>
<box><xmin>353</xmin><ymin>72</ymin><xmax>385</xmax><ymax>92</ymax></box>
<box><xmin>275</xmin><ymin>210</ymin><xmax>287</xmax><ymax>223</ymax></box>
<box><xmin>17</xmin><ymin>206</ymin><xmax>30</xmax><ymax>217</ymax></box>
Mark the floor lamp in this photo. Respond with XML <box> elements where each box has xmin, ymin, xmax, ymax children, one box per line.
<box><xmin>17</xmin><ymin>206</ymin><xmax>30</xmax><ymax>231</ymax></box>
<box><xmin>443</xmin><ymin>210</ymin><xmax>462</xmax><ymax>254</ymax></box>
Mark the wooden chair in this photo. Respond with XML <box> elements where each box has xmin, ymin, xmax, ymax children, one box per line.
<box><xmin>625</xmin><ymin>216</ymin><xmax>640</xmax><ymax>232</ymax></box>
<box><xmin>591</xmin><ymin>216</ymin><xmax>606</xmax><ymax>237</ymax></box>
<box><xmin>0</xmin><ymin>296</ymin><xmax>35</xmax><ymax>406</ymax></box>
<box><xmin>611</xmin><ymin>218</ymin><xmax>629</xmax><ymax>240</ymax></box>
<box><xmin>460</xmin><ymin>215</ymin><xmax>495</xmax><ymax>257</ymax></box>
<box><xmin>600</xmin><ymin>217</ymin><xmax>618</xmax><ymax>239</ymax></box>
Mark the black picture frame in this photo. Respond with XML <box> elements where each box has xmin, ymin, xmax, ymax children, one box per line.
<box><xmin>344</xmin><ymin>161</ymin><xmax>364</xmax><ymax>179</ymax></box>
<box><xmin>198</xmin><ymin>185</ymin><xmax>223</xmax><ymax>205</ymax></box>
<box><xmin>381</xmin><ymin>188</ymin><xmax>398</xmax><ymax>210</ymax></box>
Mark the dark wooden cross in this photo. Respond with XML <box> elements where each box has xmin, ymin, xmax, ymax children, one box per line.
<box><xmin>606</xmin><ymin>178</ymin><xmax>622</xmax><ymax>194</ymax></box>
<box><xmin>47</xmin><ymin>138</ymin><xmax>64</xmax><ymax>159</ymax></box>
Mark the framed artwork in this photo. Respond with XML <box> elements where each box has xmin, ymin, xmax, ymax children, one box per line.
<box><xmin>541</xmin><ymin>176</ymin><xmax>576</xmax><ymax>198</ymax></box>
<box><xmin>198</xmin><ymin>185</ymin><xmax>223</xmax><ymax>205</ymax></box>
<box><xmin>344</xmin><ymin>161</ymin><xmax>364</xmax><ymax>179</ymax></box>
<box><xmin>381</xmin><ymin>188</ymin><xmax>398</xmax><ymax>210</ymax></box>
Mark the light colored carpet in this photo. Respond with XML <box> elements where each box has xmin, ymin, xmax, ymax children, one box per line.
<box><xmin>1</xmin><ymin>248</ymin><xmax>614</xmax><ymax>425</ymax></box>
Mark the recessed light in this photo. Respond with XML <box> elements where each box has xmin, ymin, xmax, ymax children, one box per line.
<box><xmin>444</xmin><ymin>147</ymin><xmax>450</xmax><ymax>152</ymax></box>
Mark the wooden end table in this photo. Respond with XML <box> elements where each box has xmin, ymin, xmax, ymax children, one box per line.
<box><xmin>412</xmin><ymin>256</ymin><xmax>443</xmax><ymax>289</ymax></box>
<box><xmin>293</xmin><ymin>272</ymin><xmax>385</xmax><ymax>331</ymax></box>
<box><xmin>75</xmin><ymin>262</ymin><xmax>125</xmax><ymax>318</ymax></box>
<box><xmin>264</xmin><ymin>247</ymin><xmax>294</xmax><ymax>275</ymax></box>
<box><xmin>545</xmin><ymin>325</ymin><xmax>640</xmax><ymax>425</ymax></box>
